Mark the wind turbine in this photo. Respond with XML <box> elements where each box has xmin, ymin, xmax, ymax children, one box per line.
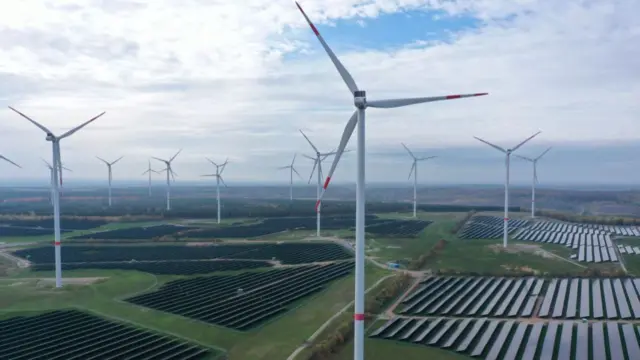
<box><xmin>515</xmin><ymin>147</ymin><xmax>551</xmax><ymax>218</ymax></box>
<box><xmin>152</xmin><ymin>149</ymin><xmax>181</xmax><ymax>211</ymax></box>
<box><xmin>278</xmin><ymin>154</ymin><xmax>303</xmax><ymax>201</ymax></box>
<box><xmin>202</xmin><ymin>158</ymin><xmax>228</xmax><ymax>224</ymax></box>
<box><xmin>474</xmin><ymin>132</ymin><xmax>541</xmax><ymax>247</ymax></box>
<box><xmin>96</xmin><ymin>155</ymin><xmax>123</xmax><ymax>207</ymax></box>
<box><xmin>142</xmin><ymin>159</ymin><xmax>160</xmax><ymax>197</ymax></box>
<box><xmin>294</xmin><ymin>3</ymin><xmax>488</xmax><ymax>358</ymax></box>
<box><xmin>8</xmin><ymin>106</ymin><xmax>105</xmax><ymax>288</ymax></box>
<box><xmin>1</xmin><ymin>155</ymin><xmax>21</xmax><ymax>169</ymax></box>
<box><xmin>42</xmin><ymin>158</ymin><xmax>72</xmax><ymax>206</ymax></box>
<box><xmin>300</xmin><ymin>130</ymin><xmax>337</xmax><ymax>237</ymax></box>
<box><xmin>401</xmin><ymin>143</ymin><xmax>437</xmax><ymax>218</ymax></box>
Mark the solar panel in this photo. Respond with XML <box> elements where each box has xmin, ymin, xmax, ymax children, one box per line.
<box><xmin>455</xmin><ymin>278</ymin><xmax>493</xmax><ymax>316</ymax></box>
<box><xmin>427</xmin><ymin>319</ymin><xmax>457</xmax><ymax>345</ymax></box>
<box><xmin>565</xmin><ymin>279</ymin><xmax>579</xmax><ymax>318</ymax></box>
<box><xmin>442</xmin><ymin>318</ymin><xmax>471</xmax><ymax>348</ymax></box>
<box><xmin>402</xmin><ymin>285</ymin><xmax>428</xmax><ymax>304</ymax></box>
<box><xmin>552</xmin><ymin>279</ymin><xmax>569</xmax><ymax>318</ymax></box>
<box><xmin>622</xmin><ymin>324</ymin><xmax>640</xmax><ymax>359</ymax></box>
<box><xmin>607</xmin><ymin>323</ymin><xmax>624</xmax><ymax>360</ymax></box>
<box><xmin>609</xmin><ymin>247</ymin><xmax>618</xmax><ymax>261</ymax></box>
<box><xmin>470</xmin><ymin>320</ymin><xmax>500</xmax><ymax>357</ymax></box>
<box><xmin>557</xmin><ymin>322</ymin><xmax>573</xmax><ymax>360</ymax></box>
<box><xmin>594</xmin><ymin>246</ymin><xmax>602</xmax><ymax>262</ymax></box>
<box><xmin>412</xmin><ymin>318</ymin><xmax>442</xmax><ymax>343</ymax></box>
<box><xmin>602</xmin><ymin>279</ymin><xmax>618</xmax><ymax>319</ymax></box>
<box><xmin>586</xmin><ymin>246</ymin><xmax>593</xmax><ymax>262</ymax></box>
<box><xmin>501</xmin><ymin>322</ymin><xmax>528</xmax><ymax>360</ymax></box>
<box><xmin>403</xmin><ymin>277</ymin><xmax>455</xmax><ymax>313</ymax></box>
<box><xmin>601</xmin><ymin>246</ymin><xmax>610</xmax><ymax>261</ymax></box>
<box><xmin>385</xmin><ymin>318</ymin><xmax>413</xmax><ymax>338</ymax></box>
<box><xmin>482</xmin><ymin>279</ymin><xmax>514</xmax><ymax>316</ymax></box>
<box><xmin>508</xmin><ymin>278</ymin><xmax>535</xmax><ymax>317</ymax></box>
<box><xmin>455</xmin><ymin>319</ymin><xmax>486</xmax><ymax>353</ymax></box>
<box><xmin>623</xmin><ymin>279</ymin><xmax>640</xmax><ymax>318</ymax></box>
<box><xmin>575</xmin><ymin>322</ymin><xmax>589</xmax><ymax>360</ymax></box>
<box><xmin>468</xmin><ymin>278</ymin><xmax>504</xmax><ymax>316</ymax></box>
<box><xmin>399</xmin><ymin>318</ymin><xmax>427</xmax><ymax>340</ymax></box>
<box><xmin>370</xmin><ymin>318</ymin><xmax>399</xmax><ymax>337</ymax></box>
<box><xmin>495</xmin><ymin>280</ymin><xmax>524</xmax><ymax>317</ymax></box>
<box><xmin>580</xmin><ymin>278</ymin><xmax>590</xmax><ymax>318</ymax></box>
<box><xmin>426</xmin><ymin>277</ymin><xmax>473</xmax><ymax>314</ymax></box>
<box><xmin>485</xmin><ymin>321</ymin><xmax>514</xmax><ymax>360</ymax></box>
<box><xmin>613</xmin><ymin>279</ymin><xmax>632</xmax><ymax>319</ymax></box>
<box><xmin>540</xmin><ymin>321</ymin><xmax>559</xmax><ymax>360</ymax></box>
<box><xmin>592</xmin><ymin>322</ymin><xmax>606</xmax><ymax>360</ymax></box>
<box><xmin>413</xmin><ymin>277</ymin><xmax>464</xmax><ymax>314</ymax></box>
<box><xmin>538</xmin><ymin>279</ymin><xmax>557</xmax><ymax>317</ymax></box>
<box><xmin>531</xmin><ymin>279</ymin><xmax>544</xmax><ymax>295</ymax></box>
<box><xmin>592</xmin><ymin>279</ymin><xmax>604</xmax><ymax>319</ymax></box>
<box><xmin>441</xmin><ymin>277</ymin><xmax>483</xmax><ymax>314</ymax></box>
<box><xmin>521</xmin><ymin>296</ymin><xmax>537</xmax><ymax>317</ymax></box>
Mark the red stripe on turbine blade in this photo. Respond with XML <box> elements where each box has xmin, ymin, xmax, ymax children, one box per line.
<box><xmin>474</xmin><ymin>92</ymin><xmax>489</xmax><ymax>96</ymax></box>
<box><xmin>354</xmin><ymin>313</ymin><xmax>365</xmax><ymax>321</ymax></box>
<box><xmin>54</xmin><ymin>241</ymin><xmax>61</xmax><ymax>246</ymax></box>
<box><xmin>445</xmin><ymin>95</ymin><xmax>462</xmax><ymax>99</ymax></box>
<box><xmin>295</xmin><ymin>2</ymin><xmax>320</xmax><ymax>35</ymax></box>
<box><xmin>315</xmin><ymin>199</ymin><xmax>321</xmax><ymax>212</ymax></box>
<box><xmin>323</xmin><ymin>176</ymin><xmax>331</xmax><ymax>189</ymax></box>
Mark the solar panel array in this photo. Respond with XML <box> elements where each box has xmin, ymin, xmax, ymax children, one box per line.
<box><xmin>514</xmin><ymin>229</ymin><xmax>618</xmax><ymax>263</ymax></box>
<box><xmin>458</xmin><ymin>216</ymin><xmax>529</xmax><ymax>240</ymax></box>
<box><xmin>619</xmin><ymin>244</ymin><xmax>640</xmax><ymax>255</ymax></box>
<box><xmin>580</xmin><ymin>223</ymin><xmax>640</xmax><ymax>237</ymax></box>
<box><xmin>401</xmin><ymin>276</ymin><xmax>640</xmax><ymax>320</ymax></box>
<box><xmin>371</xmin><ymin>317</ymin><xmax>640</xmax><ymax>360</ymax></box>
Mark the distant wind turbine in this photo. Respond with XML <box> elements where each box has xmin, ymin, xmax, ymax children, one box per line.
<box><xmin>202</xmin><ymin>158</ymin><xmax>228</xmax><ymax>224</ymax></box>
<box><xmin>8</xmin><ymin>106</ymin><xmax>105</xmax><ymax>288</ymax></box>
<box><xmin>96</xmin><ymin>156</ymin><xmax>123</xmax><ymax>207</ymax></box>
<box><xmin>474</xmin><ymin>131</ymin><xmax>541</xmax><ymax>247</ymax></box>
<box><xmin>42</xmin><ymin>158</ymin><xmax>71</xmax><ymax>206</ymax></box>
<box><xmin>152</xmin><ymin>149</ymin><xmax>181</xmax><ymax>211</ymax></box>
<box><xmin>278</xmin><ymin>154</ymin><xmax>303</xmax><ymax>201</ymax></box>
<box><xmin>300</xmin><ymin>130</ymin><xmax>338</xmax><ymax>237</ymax></box>
<box><xmin>515</xmin><ymin>147</ymin><xmax>552</xmax><ymax>218</ymax></box>
<box><xmin>401</xmin><ymin>143</ymin><xmax>437</xmax><ymax>218</ymax></box>
<box><xmin>142</xmin><ymin>159</ymin><xmax>160</xmax><ymax>197</ymax></box>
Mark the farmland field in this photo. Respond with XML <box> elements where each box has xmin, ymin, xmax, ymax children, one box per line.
<box><xmin>127</xmin><ymin>261</ymin><xmax>354</xmax><ymax>330</ymax></box>
<box><xmin>0</xmin><ymin>309</ymin><xmax>216</xmax><ymax>359</ymax></box>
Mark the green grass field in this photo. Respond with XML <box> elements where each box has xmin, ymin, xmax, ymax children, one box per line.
<box><xmin>333</xmin><ymin>338</ymin><xmax>473</xmax><ymax>360</ymax></box>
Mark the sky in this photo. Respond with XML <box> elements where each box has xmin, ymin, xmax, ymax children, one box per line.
<box><xmin>0</xmin><ymin>0</ymin><xmax>638</xmax><ymax>187</ymax></box>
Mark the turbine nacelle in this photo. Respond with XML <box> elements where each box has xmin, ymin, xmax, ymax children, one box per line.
<box><xmin>354</xmin><ymin>90</ymin><xmax>366</xmax><ymax>108</ymax></box>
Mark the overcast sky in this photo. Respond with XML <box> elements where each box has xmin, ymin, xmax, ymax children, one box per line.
<box><xmin>0</xmin><ymin>0</ymin><xmax>638</xmax><ymax>186</ymax></box>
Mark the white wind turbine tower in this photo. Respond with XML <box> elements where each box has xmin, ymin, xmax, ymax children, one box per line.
<box><xmin>300</xmin><ymin>130</ymin><xmax>337</xmax><ymax>237</ymax></box>
<box><xmin>142</xmin><ymin>159</ymin><xmax>160</xmax><ymax>197</ymax></box>
<box><xmin>1</xmin><ymin>154</ymin><xmax>21</xmax><ymax>169</ymax></box>
<box><xmin>474</xmin><ymin>132</ymin><xmax>541</xmax><ymax>248</ymax></box>
<box><xmin>202</xmin><ymin>158</ymin><xmax>229</xmax><ymax>224</ymax></box>
<box><xmin>402</xmin><ymin>143</ymin><xmax>437</xmax><ymax>218</ymax></box>
<box><xmin>515</xmin><ymin>147</ymin><xmax>551</xmax><ymax>218</ymax></box>
<box><xmin>294</xmin><ymin>3</ymin><xmax>488</xmax><ymax>358</ymax></box>
<box><xmin>96</xmin><ymin>155</ymin><xmax>123</xmax><ymax>207</ymax></box>
<box><xmin>42</xmin><ymin>158</ymin><xmax>72</xmax><ymax>206</ymax></box>
<box><xmin>152</xmin><ymin>149</ymin><xmax>181</xmax><ymax>211</ymax></box>
<box><xmin>9</xmin><ymin>106</ymin><xmax>105</xmax><ymax>288</ymax></box>
<box><xmin>278</xmin><ymin>154</ymin><xmax>303</xmax><ymax>201</ymax></box>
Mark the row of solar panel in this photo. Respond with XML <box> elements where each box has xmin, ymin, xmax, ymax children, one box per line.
<box><xmin>619</xmin><ymin>245</ymin><xmax>640</xmax><ymax>255</ymax></box>
<box><xmin>514</xmin><ymin>228</ymin><xmax>613</xmax><ymax>247</ymax></box>
<box><xmin>575</xmin><ymin>245</ymin><xmax>618</xmax><ymax>263</ymax></box>
<box><xmin>401</xmin><ymin>276</ymin><xmax>640</xmax><ymax>320</ymax></box>
<box><xmin>580</xmin><ymin>223</ymin><xmax>640</xmax><ymax>236</ymax></box>
<box><xmin>539</xmin><ymin>278</ymin><xmax>640</xmax><ymax>319</ymax></box>
<box><xmin>371</xmin><ymin>317</ymin><xmax>640</xmax><ymax>360</ymax></box>
<box><xmin>528</xmin><ymin>221</ymin><xmax>608</xmax><ymax>234</ymax></box>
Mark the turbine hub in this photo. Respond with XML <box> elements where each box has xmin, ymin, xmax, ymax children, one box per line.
<box><xmin>46</xmin><ymin>133</ymin><xmax>55</xmax><ymax>141</ymax></box>
<box><xmin>354</xmin><ymin>90</ymin><xmax>366</xmax><ymax>109</ymax></box>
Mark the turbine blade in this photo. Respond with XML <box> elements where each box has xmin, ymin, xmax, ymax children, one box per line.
<box><xmin>367</xmin><ymin>93</ymin><xmax>488</xmax><ymax>108</ymax></box>
<box><xmin>206</xmin><ymin>157</ymin><xmax>218</xmax><ymax>166</ymax></box>
<box><xmin>299</xmin><ymin>129</ymin><xmax>319</xmax><ymax>153</ymax></box>
<box><xmin>96</xmin><ymin>156</ymin><xmax>109</xmax><ymax>165</ymax></box>
<box><xmin>315</xmin><ymin>110</ymin><xmax>358</xmax><ymax>212</ymax></box>
<box><xmin>277</xmin><ymin>166</ymin><xmax>290</xmax><ymax>170</ymax></box>
<box><xmin>7</xmin><ymin>107</ymin><xmax>53</xmax><ymax>134</ymax></box>
<box><xmin>62</xmin><ymin>166</ymin><xmax>72</xmax><ymax>172</ymax></box>
<box><xmin>295</xmin><ymin>2</ymin><xmax>359</xmax><ymax>94</ymax></box>
<box><xmin>169</xmin><ymin>149</ymin><xmax>182</xmax><ymax>162</ymax></box>
<box><xmin>302</xmin><ymin>154</ymin><xmax>316</xmax><ymax>161</ymax></box>
<box><xmin>418</xmin><ymin>156</ymin><xmax>437</xmax><ymax>161</ymax></box>
<box><xmin>474</xmin><ymin>136</ymin><xmax>506</xmax><ymax>153</ymax></box>
<box><xmin>291</xmin><ymin>153</ymin><xmax>297</xmax><ymax>166</ymax></box>
<box><xmin>41</xmin><ymin>158</ymin><xmax>52</xmax><ymax>168</ymax></box>
<box><xmin>111</xmin><ymin>156</ymin><xmax>124</xmax><ymax>165</ymax></box>
<box><xmin>59</xmin><ymin>111</ymin><xmax>106</xmax><ymax>139</ymax></box>
<box><xmin>142</xmin><ymin>169</ymin><xmax>150</xmax><ymax>175</ymax></box>
<box><xmin>201</xmin><ymin>174</ymin><xmax>216</xmax><ymax>177</ymax></box>
<box><xmin>151</xmin><ymin>156</ymin><xmax>168</xmax><ymax>163</ymax></box>
<box><xmin>408</xmin><ymin>162</ymin><xmax>416</xmax><ymax>180</ymax></box>
<box><xmin>292</xmin><ymin>167</ymin><xmax>304</xmax><ymax>180</ymax></box>
<box><xmin>0</xmin><ymin>155</ymin><xmax>21</xmax><ymax>168</ymax></box>
<box><xmin>308</xmin><ymin>159</ymin><xmax>318</xmax><ymax>184</ymax></box>
<box><xmin>219</xmin><ymin>175</ymin><xmax>228</xmax><ymax>188</ymax></box>
<box><xmin>536</xmin><ymin>147</ymin><xmax>552</xmax><ymax>160</ymax></box>
<box><xmin>401</xmin><ymin>143</ymin><xmax>415</xmax><ymax>159</ymax></box>
<box><xmin>514</xmin><ymin>154</ymin><xmax>533</xmax><ymax>162</ymax></box>
<box><xmin>512</xmin><ymin>131</ymin><xmax>541</xmax><ymax>152</ymax></box>
<box><xmin>219</xmin><ymin>159</ymin><xmax>229</xmax><ymax>175</ymax></box>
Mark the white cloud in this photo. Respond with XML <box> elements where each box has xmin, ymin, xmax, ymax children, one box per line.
<box><xmin>0</xmin><ymin>0</ymin><xmax>638</xmax><ymax>185</ymax></box>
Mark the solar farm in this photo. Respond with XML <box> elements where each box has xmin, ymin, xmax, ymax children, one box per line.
<box><xmin>457</xmin><ymin>215</ymin><xmax>529</xmax><ymax>239</ymax></box>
